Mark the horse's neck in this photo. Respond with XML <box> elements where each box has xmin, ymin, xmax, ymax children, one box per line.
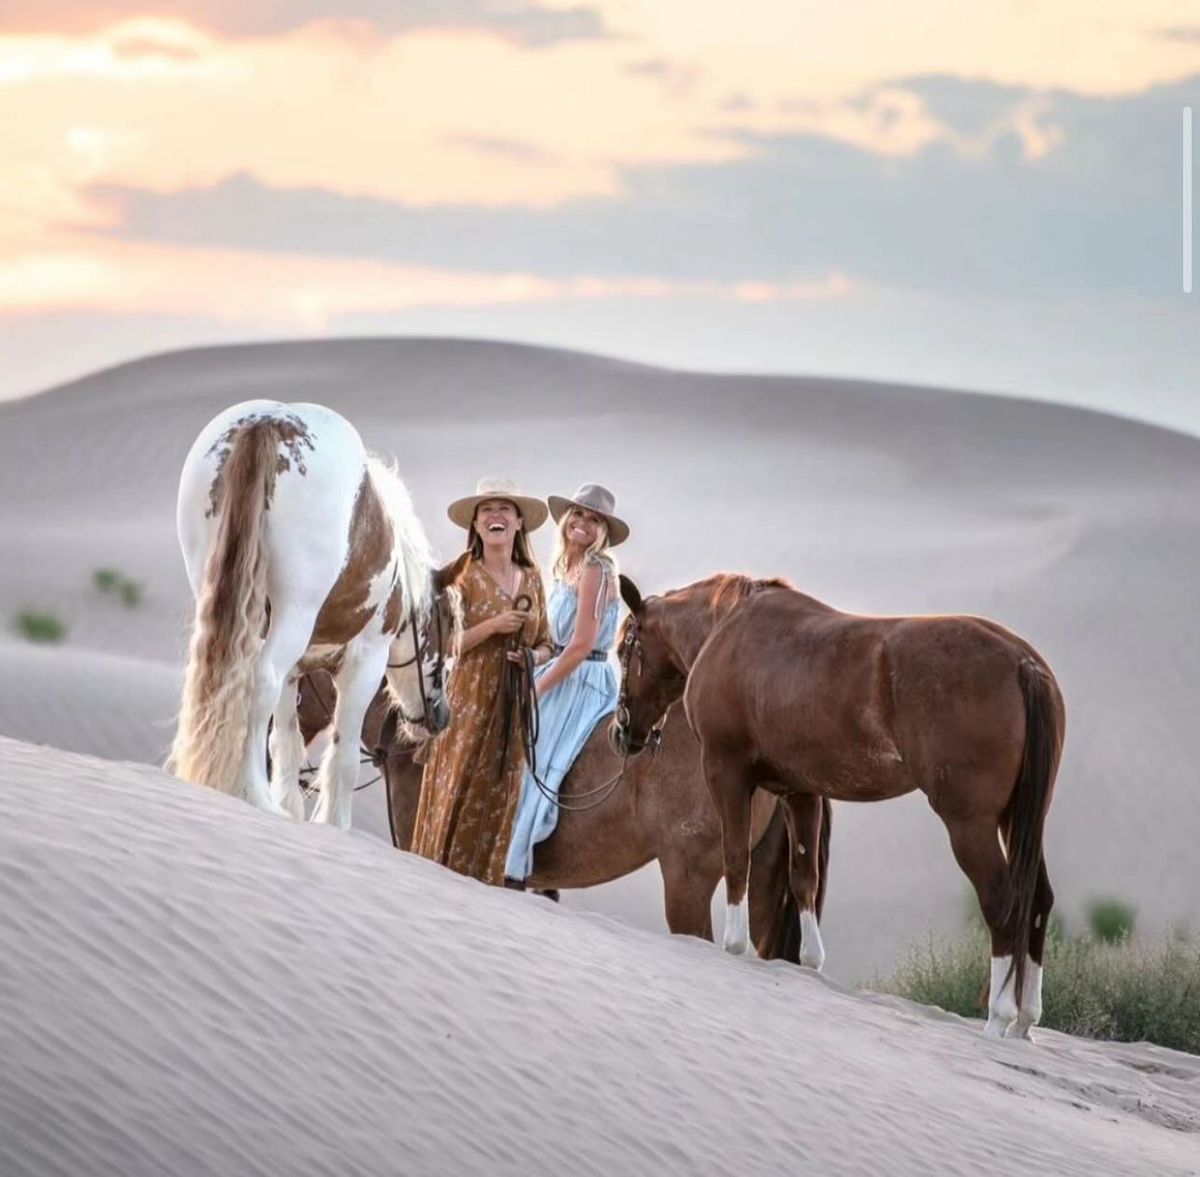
<box><xmin>661</xmin><ymin>597</ymin><xmax>722</xmax><ymax>670</ymax></box>
<box><xmin>661</xmin><ymin>581</ymin><xmax>807</xmax><ymax>669</ymax></box>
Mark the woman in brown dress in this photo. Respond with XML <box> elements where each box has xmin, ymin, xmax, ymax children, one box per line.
<box><xmin>411</xmin><ymin>478</ymin><xmax>553</xmax><ymax>885</ymax></box>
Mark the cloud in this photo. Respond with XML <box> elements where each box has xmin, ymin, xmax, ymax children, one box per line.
<box><xmin>0</xmin><ymin>2</ymin><xmax>609</xmax><ymax>44</ymax></box>
<box><xmin>0</xmin><ymin>228</ymin><xmax>851</xmax><ymax>333</ymax></box>
<box><xmin>441</xmin><ymin>134</ymin><xmax>560</xmax><ymax>164</ymax></box>
<box><xmin>0</xmin><ymin>20</ymin><xmax>743</xmax><ymax>212</ymax></box>
<box><xmin>1159</xmin><ymin>26</ymin><xmax>1200</xmax><ymax>45</ymax></box>
<box><xmin>624</xmin><ymin>57</ymin><xmax>700</xmax><ymax>92</ymax></box>
<box><xmin>91</xmin><ymin>71</ymin><xmax>1194</xmax><ymax>301</ymax></box>
<box><xmin>719</xmin><ymin>92</ymin><xmax>754</xmax><ymax>114</ymax></box>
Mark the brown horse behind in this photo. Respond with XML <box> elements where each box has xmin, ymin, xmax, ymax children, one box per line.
<box><xmin>297</xmin><ymin>672</ymin><xmax>829</xmax><ymax>961</ymax></box>
<box><xmin>612</xmin><ymin>573</ymin><xmax>1065</xmax><ymax>1040</ymax></box>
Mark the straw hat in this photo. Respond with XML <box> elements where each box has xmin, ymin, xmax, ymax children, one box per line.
<box><xmin>547</xmin><ymin>483</ymin><xmax>629</xmax><ymax>546</ymax></box>
<box><xmin>447</xmin><ymin>477</ymin><xmax>548</xmax><ymax>532</ymax></box>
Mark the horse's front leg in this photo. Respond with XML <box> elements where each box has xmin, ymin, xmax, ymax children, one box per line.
<box><xmin>703</xmin><ymin>748</ymin><xmax>756</xmax><ymax>956</ymax></box>
<box><xmin>658</xmin><ymin>848</ymin><xmax>722</xmax><ymax>942</ymax></box>
<box><xmin>310</xmin><ymin>637</ymin><xmax>389</xmax><ymax>829</ymax></box>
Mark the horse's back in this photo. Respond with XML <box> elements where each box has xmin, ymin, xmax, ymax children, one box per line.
<box><xmin>883</xmin><ymin>614</ymin><xmax>1062</xmax><ymax>783</ymax></box>
<box><xmin>689</xmin><ymin>590</ymin><xmax>1054</xmax><ymax>800</ymax></box>
<box><xmin>178</xmin><ymin>400</ymin><xmax>369</xmax><ymax>598</ymax></box>
<box><xmin>182</xmin><ymin>400</ymin><xmax>365</xmax><ymax>500</ymax></box>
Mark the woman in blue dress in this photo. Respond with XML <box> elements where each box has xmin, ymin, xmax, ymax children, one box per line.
<box><xmin>504</xmin><ymin>484</ymin><xmax>630</xmax><ymax>885</ymax></box>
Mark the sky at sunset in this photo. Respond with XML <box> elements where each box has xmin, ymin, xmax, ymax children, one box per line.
<box><xmin>2</xmin><ymin>2</ymin><xmax>1199</xmax><ymax>428</ymax></box>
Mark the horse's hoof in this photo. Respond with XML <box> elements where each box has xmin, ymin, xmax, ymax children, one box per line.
<box><xmin>249</xmin><ymin>794</ymin><xmax>288</xmax><ymax>818</ymax></box>
<box><xmin>272</xmin><ymin>794</ymin><xmax>305</xmax><ymax>821</ymax></box>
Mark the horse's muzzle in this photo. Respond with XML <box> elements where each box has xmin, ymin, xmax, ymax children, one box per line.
<box><xmin>428</xmin><ymin>696</ymin><xmax>452</xmax><ymax>735</ymax></box>
<box><xmin>608</xmin><ymin>718</ymin><xmax>629</xmax><ymax>757</ymax></box>
<box><xmin>608</xmin><ymin>718</ymin><xmax>645</xmax><ymax>758</ymax></box>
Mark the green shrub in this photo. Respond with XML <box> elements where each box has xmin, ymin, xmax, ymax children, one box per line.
<box><xmin>93</xmin><ymin>567</ymin><xmax>143</xmax><ymax>607</ymax></box>
<box><xmin>14</xmin><ymin>611</ymin><xmax>66</xmax><ymax>643</ymax></box>
<box><xmin>93</xmin><ymin>568</ymin><xmax>121</xmax><ymax>593</ymax></box>
<box><xmin>118</xmin><ymin>579</ymin><xmax>143</xmax><ymax>607</ymax></box>
<box><xmin>877</xmin><ymin>925</ymin><xmax>1200</xmax><ymax>1055</ymax></box>
<box><xmin>1087</xmin><ymin>898</ymin><xmax>1136</xmax><ymax>944</ymax></box>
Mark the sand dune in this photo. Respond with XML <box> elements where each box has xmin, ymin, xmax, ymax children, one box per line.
<box><xmin>1</xmin><ymin>339</ymin><xmax>1198</xmax><ymax>982</ymax></box>
<box><xmin>0</xmin><ymin>737</ymin><xmax>1196</xmax><ymax>1177</ymax></box>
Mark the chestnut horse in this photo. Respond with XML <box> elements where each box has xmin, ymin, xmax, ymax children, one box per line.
<box><xmin>296</xmin><ymin>672</ymin><xmax>830</xmax><ymax>960</ymax></box>
<box><xmin>170</xmin><ymin>400</ymin><xmax>462</xmax><ymax>826</ymax></box>
<box><xmin>611</xmin><ymin>573</ymin><xmax>1065</xmax><ymax>1040</ymax></box>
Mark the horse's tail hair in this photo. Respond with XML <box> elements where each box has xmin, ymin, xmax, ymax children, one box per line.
<box><xmin>1001</xmin><ymin>658</ymin><xmax>1062</xmax><ymax>1007</ymax></box>
<box><xmin>167</xmin><ymin>419</ymin><xmax>278</xmax><ymax>796</ymax></box>
<box><xmin>815</xmin><ymin>794</ymin><xmax>832</xmax><ymax>922</ymax></box>
<box><xmin>749</xmin><ymin>797</ymin><xmax>831</xmax><ymax>962</ymax></box>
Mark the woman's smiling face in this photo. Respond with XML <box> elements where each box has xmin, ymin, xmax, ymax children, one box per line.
<box><xmin>474</xmin><ymin>498</ymin><xmax>522</xmax><ymax>548</ymax></box>
<box><xmin>565</xmin><ymin>506</ymin><xmax>604</xmax><ymax>548</ymax></box>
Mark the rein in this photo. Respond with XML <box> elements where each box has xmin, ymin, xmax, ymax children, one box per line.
<box><xmin>501</xmin><ymin>595</ymin><xmax>638</xmax><ymax>814</ymax></box>
<box><xmin>302</xmin><ymin>587</ymin><xmax>446</xmax><ymax>797</ymax></box>
<box><xmin>387</xmin><ymin>596</ymin><xmax>445</xmax><ymax>728</ymax></box>
<box><xmin>613</xmin><ymin>615</ymin><xmax>665</xmax><ymax>756</ymax></box>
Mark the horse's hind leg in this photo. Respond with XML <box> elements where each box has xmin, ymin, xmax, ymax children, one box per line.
<box><xmin>942</xmin><ymin>813</ymin><xmax>1018</xmax><ymax>1038</ymax></box>
<box><xmin>241</xmin><ymin>606</ymin><xmax>316</xmax><ymax>815</ymax></box>
<box><xmin>703</xmin><ymin>750</ymin><xmax>756</xmax><ymax>956</ymax></box>
<box><xmin>268</xmin><ymin>670</ymin><xmax>307</xmax><ymax>819</ymax></box>
<box><xmin>781</xmin><ymin>793</ymin><xmax>826</xmax><ymax>970</ymax></box>
<box><xmin>1012</xmin><ymin>856</ymin><xmax>1054</xmax><ymax>1039</ymax></box>
<box><xmin>311</xmin><ymin>636</ymin><xmax>390</xmax><ymax>829</ymax></box>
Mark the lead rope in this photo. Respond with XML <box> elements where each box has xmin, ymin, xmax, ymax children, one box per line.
<box><xmin>512</xmin><ymin>586</ymin><xmax>636</xmax><ymax>813</ymax></box>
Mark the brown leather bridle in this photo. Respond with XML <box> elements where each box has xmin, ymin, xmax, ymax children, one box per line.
<box><xmin>387</xmin><ymin>587</ymin><xmax>448</xmax><ymax>731</ymax></box>
<box><xmin>614</xmin><ymin>615</ymin><xmax>664</xmax><ymax>754</ymax></box>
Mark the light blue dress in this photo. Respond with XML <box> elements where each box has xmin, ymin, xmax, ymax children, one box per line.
<box><xmin>504</xmin><ymin>569</ymin><xmax>621</xmax><ymax>881</ymax></box>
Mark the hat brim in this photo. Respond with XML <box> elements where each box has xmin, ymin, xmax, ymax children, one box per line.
<box><xmin>547</xmin><ymin>495</ymin><xmax>629</xmax><ymax>546</ymax></box>
<box><xmin>448</xmin><ymin>493</ymin><xmax>548</xmax><ymax>533</ymax></box>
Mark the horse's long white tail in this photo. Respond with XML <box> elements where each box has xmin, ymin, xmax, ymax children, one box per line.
<box><xmin>167</xmin><ymin>419</ymin><xmax>278</xmax><ymax>795</ymax></box>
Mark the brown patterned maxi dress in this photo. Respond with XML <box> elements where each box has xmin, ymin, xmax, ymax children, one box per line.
<box><xmin>412</xmin><ymin>558</ymin><xmax>552</xmax><ymax>885</ymax></box>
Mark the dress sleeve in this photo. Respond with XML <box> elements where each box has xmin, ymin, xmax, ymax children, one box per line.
<box><xmin>459</xmin><ymin>560</ymin><xmax>486</xmax><ymax>621</ymax></box>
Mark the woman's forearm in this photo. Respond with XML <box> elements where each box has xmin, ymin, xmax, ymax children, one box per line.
<box><xmin>535</xmin><ymin>645</ymin><xmax>588</xmax><ymax>696</ymax></box>
<box><xmin>456</xmin><ymin>618</ymin><xmax>496</xmax><ymax>655</ymax></box>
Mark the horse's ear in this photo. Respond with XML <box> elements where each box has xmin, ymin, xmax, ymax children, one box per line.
<box><xmin>619</xmin><ymin>574</ymin><xmax>643</xmax><ymax>615</ymax></box>
<box><xmin>434</xmin><ymin>550</ymin><xmax>471</xmax><ymax>592</ymax></box>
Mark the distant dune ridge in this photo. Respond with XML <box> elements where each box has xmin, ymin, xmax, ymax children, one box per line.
<box><xmin>0</xmin><ymin>339</ymin><xmax>1197</xmax><ymax>985</ymax></box>
<box><xmin>0</xmin><ymin>737</ymin><xmax>1197</xmax><ymax>1177</ymax></box>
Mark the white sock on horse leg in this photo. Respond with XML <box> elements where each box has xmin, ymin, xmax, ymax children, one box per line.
<box><xmin>722</xmin><ymin>891</ymin><xmax>749</xmax><ymax>955</ymax></box>
<box><xmin>268</xmin><ymin>680</ymin><xmax>306</xmax><ymax>820</ymax></box>
<box><xmin>799</xmin><ymin>909</ymin><xmax>826</xmax><ymax>971</ymax></box>
<box><xmin>1009</xmin><ymin>957</ymin><xmax>1043</xmax><ymax>1040</ymax></box>
<box><xmin>984</xmin><ymin>954</ymin><xmax>1019</xmax><ymax>1039</ymax></box>
<box><xmin>310</xmin><ymin>738</ymin><xmax>356</xmax><ymax>828</ymax></box>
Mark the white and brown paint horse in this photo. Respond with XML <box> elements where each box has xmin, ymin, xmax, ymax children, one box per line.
<box><xmin>612</xmin><ymin>573</ymin><xmax>1065</xmax><ymax>1040</ymax></box>
<box><xmin>169</xmin><ymin>400</ymin><xmax>463</xmax><ymax>827</ymax></box>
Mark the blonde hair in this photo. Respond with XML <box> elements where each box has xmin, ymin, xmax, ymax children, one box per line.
<box><xmin>551</xmin><ymin>511</ymin><xmax>618</xmax><ymax>614</ymax></box>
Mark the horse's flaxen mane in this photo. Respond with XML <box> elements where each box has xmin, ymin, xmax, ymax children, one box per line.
<box><xmin>366</xmin><ymin>455</ymin><xmax>435</xmax><ymax>616</ymax></box>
